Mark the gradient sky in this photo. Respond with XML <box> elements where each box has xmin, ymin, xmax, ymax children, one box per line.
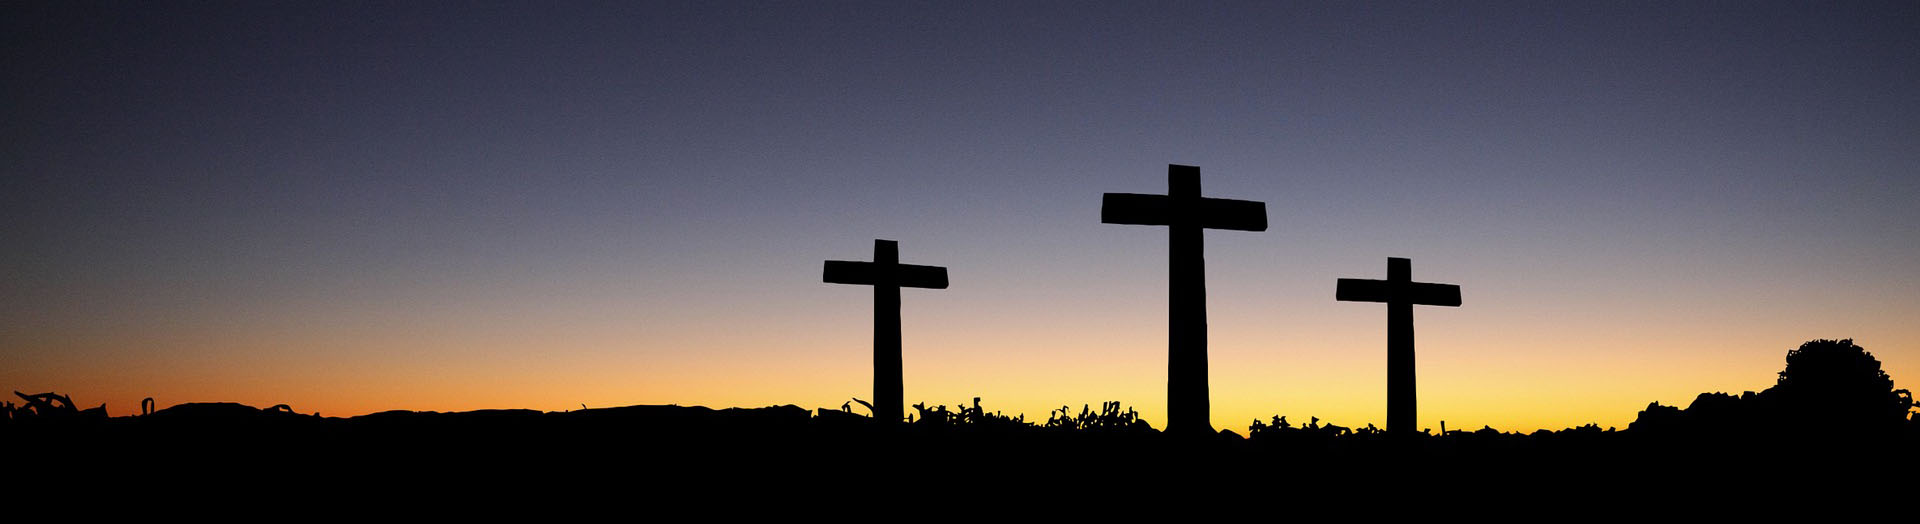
<box><xmin>5</xmin><ymin>1</ymin><xmax>1917</xmax><ymax>432</ymax></box>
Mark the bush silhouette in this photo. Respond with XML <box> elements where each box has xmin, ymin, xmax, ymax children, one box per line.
<box><xmin>1761</xmin><ymin>338</ymin><xmax>1912</xmax><ymax>431</ymax></box>
<box><xmin>1630</xmin><ymin>339</ymin><xmax>1916</xmax><ymax>438</ymax></box>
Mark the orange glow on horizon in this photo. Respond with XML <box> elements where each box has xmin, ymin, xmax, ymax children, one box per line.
<box><xmin>10</xmin><ymin>291</ymin><xmax>1915</xmax><ymax>435</ymax></box>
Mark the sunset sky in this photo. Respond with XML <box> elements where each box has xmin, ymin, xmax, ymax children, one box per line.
<box><xmin>5</xmin><ymin>2</ymin><xmax>1917</xmax><ymax>432</ymax></box>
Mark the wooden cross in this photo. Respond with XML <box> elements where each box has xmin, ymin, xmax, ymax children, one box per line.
<box><xmin>1102</xmin><ymin>164</ymin><xmax>1267</xmax><ymax>435</ymax></box>
<box><xmin>823</xmin><ymin>239</ymin><xmax>949</xmax><ymax>423</ymax></box>
<box><xmin>1336</xmin><ymin>257</ymin><xmax>1461</xmax><ymax>436</ymax></box>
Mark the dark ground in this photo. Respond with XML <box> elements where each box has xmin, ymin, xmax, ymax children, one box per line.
<box><xmin>7</xmin><ymin>400</ymin><xmax>1913</xmax><ymax>511</ymax></box>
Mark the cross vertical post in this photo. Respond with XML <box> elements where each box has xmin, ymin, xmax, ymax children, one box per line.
<box><xmin>1386</xmin><ymin>257</ymin><xmax>1414</xmax><ymax>435</ymax></box>
<box><xmin>1166</xmin><ymin>169</ymin><xmax>1207</xmax><ymax>436</ymax></box>
<box><xmin>873</xmin><ymin>240</ymin><xmax>902</xmax><ymax>424</ymax></box>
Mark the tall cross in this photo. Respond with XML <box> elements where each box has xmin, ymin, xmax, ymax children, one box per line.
<box><xmin>1336</xmin><ymin>257</ymin><xmax>1461</xmax><ymax>436</ymax></box>
<box><xmin>823</xmin><ymin>239</ymin><xmax>949</xmax><ymax>423</ymax></box>
<box><xmin>1102</xmin><ymin>164</ymin><xmax>1267</xmax><ymax>435</ymax></box>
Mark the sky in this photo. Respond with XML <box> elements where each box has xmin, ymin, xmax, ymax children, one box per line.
<box><xmin>4</xmin><ymin>1</ymin><xmax>1918</xmax><ymax>432</ymax></box>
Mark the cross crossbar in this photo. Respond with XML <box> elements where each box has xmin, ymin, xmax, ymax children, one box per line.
<box><xmin>1335</xmin><ymin>279</ymin><xmax>1461</xmax><ymax>306</ymax></box>
<box><xmin>1100</xmin><ymin>193</ymin><xmax>1268</xmax><ymax>231</ymax></box>
<box><xmin>823</xmin><ymin>261</ymin><xmax>949</xmax><ymax>289</ymax></box>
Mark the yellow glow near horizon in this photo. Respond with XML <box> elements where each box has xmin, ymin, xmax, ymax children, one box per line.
<box><xmin>10</xmin><ymin>290</ymin><xmax>1916</xmax><ymax>434</ymax></box>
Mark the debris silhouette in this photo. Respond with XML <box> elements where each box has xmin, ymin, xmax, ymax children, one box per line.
<box><xmin>12</xmin><ymin>391</ymin><xmax>106</xmax><ymax>420</ymax></box>
<box><xmin>1046</xmin><ymin>401</ymin><xmax>1151</xmax><ymax>433</ymax></box>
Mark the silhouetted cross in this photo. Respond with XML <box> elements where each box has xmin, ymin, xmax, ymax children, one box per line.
<box><xmin>1336</xmin><ymin>257</ymin><xmax>1461</xmax><ymax>436</ymax></box>
<box><xmin>1102</xmin><ymin>164</ymin><xmax>1267</xmax><ymax>435</ymax></box>
<box><xmin>823</xmin><ymin>239</ymin><xmax>948</xmax><ymax>423</ymax></box>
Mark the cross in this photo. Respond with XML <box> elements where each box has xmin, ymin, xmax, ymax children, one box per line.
<box><xmin>823</xmin><ymin>239</ymin><xmax>949</xmax><ymax>423</ymax></box>
<box><xmin>1336</xmin><ymin>257</ymin><xmax>1461</xmax><ymax>436</ymax></box>
<box><xmin>1102</xmin><ymin>164</ymin><xmax>1267</xmax><ymax>435</ymax></box>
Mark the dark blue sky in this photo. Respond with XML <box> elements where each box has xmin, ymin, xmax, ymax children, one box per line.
<box><xmin>4</xmin><ymin>2</ymin><xmax>1918</xmax><ymax>428</ymax></box>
